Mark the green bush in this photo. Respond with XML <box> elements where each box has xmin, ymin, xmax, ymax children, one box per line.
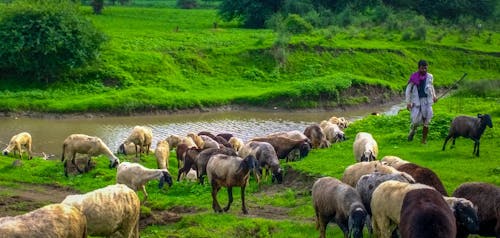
<box><xmin>0</xmin><ymin>0</ymin><xmax>106</xmax><ymax>83</ymax></box>
<box><xmin>285</xmin><ymin>14</ymin><xmax>313</xmax><ymax>34</ymax></box>
<box><xmin>177</xmin><ymin>0</ymin><xmax>198</xmax><ymax>9</ymax></box>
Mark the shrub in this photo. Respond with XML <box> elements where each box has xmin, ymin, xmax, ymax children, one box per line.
<box><xmin>177</xmin><ymin>0</ymin><xmax>198</xmax><ymax>9</ymax></box>
<box><xmin>0</xmin><ymin>0</ymin><xmax>106</xmax><ymax>84</ymax></box>
<box><xmin>284</xmin><ymin>14</ymin><xmax>313</xmax><ymax>34</ymax></box>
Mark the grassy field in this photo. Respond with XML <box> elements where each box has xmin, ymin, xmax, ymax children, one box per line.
<box><xmin>0</xmin><ymin>5</ymin><xmax>498</xmax><ymax>113</ymax></box>
<box><xmin>0</xmin><ymin>86</ymin><xmax>498</xmax><ymax>237</ymax></box>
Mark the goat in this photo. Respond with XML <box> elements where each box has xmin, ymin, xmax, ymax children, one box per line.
<box><xmin>116</xmin><ymin>162</ymin><xmax>173</xmax><ymax>201</ymax></box>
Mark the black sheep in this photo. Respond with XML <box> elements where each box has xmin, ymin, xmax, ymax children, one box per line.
<box><xmin>442</xmin><ymin>114</ymin><xmax>493</xmax><ymax>156</ymax></box>
<box><xmin>396</xmin><ymin>162</ymin><xmax>449</xmax><ymax>196</ymax></box>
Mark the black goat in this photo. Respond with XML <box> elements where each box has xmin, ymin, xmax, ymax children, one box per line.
<box><xmin>442</xmin><ymin>114</ymin><xmax>493</xmax><ymax>156</ymax></box>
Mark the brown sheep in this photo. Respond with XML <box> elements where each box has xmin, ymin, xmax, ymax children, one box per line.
<box><xmin>396</xmin><ymin>162</ymin><xmax>448</xmax><ymax>196</ymax></box>
<box><xmin>196</xmin><ymin>147</ymin><xmax>238</xmax><ymax>185</ymax></box>
<box><xmin>2</xmin><ymin>132</ymin><xmax>33</xmax><ymax>160</ymax></box>
<box><xmin>303</xmin><ymin>124</ymin><xmax>330</xmax><ymax>149</ymax></box>
<box><xmin>251</xmin><ymin>136</ymin><xmax>311</xmax><ymax>162</ymax></box>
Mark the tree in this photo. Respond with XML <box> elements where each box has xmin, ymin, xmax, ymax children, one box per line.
<box><xmin>218</xmin><ymin>0</ymin><xmax>285</xmax><ymax>28</ymax></box>
<box><xmin>0</xmin><ymin>0</ymin><xmax>106</xmax><ymax>84</ymax></box>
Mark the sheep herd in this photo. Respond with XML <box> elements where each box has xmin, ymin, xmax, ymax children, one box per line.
<box><xmin>0</xmin><ymin>113</ymin><xmax>497</xmax><ymax>237</ymax></box>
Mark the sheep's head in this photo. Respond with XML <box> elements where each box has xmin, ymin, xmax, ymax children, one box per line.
<box><xmin>299</xmin><ymin>141</ymin><xmax>311</xmax><ymax>158</ymax></box>
<box><xmin>478</xmin><ymin>114</ymin><xmax>493</xmax><ymax>128</ymax></box>
<box><xmin>348</xmin><ymin>207</ymin><xmax>368</xmax><ymax>238</ymax></box>
<box><xmin>272</xmin><ymin>168</ymin><xmax>283</xmax><ymax>184</ymax></box>
<box><xmin>360</xmin><ymin>151</ymin><xmax>376</xmax><ymax>162</ymax></box>
<box><xmin>454</xmin><ymin>199</ymin><xmax>479</xmax><ymax>234</ymax></box>
<box><xmin>109</xmin><ymin>158</ymin><xmax>120</xmax><ymax>169</ymax></box>
<box><xmin>159</xmin><ymin>171</ymin><xmax>173</xmax><ymax>188</ymax></box>
<box><xmin>2</xmin><ymin>149</ymin><xmax>8</xmax><ymax>155</ymax></box>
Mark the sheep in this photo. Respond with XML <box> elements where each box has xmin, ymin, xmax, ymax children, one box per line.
<box><xmin>380</xmin><ymin>155</ymin><xmax>409</xmax><ymax>169</ymax></box>
<box><xmin>62</xmin><ymin>184</ymin><xmax>140</xmax><ymax>238</ymax></box>
<box><xmin>239</xmin><ymin>141</ymin><xmax>283</xmax><ymax>184</ymax></box>
<box><xmin>303</xmin><ymin>124</ymin><xmax>330</xmax><ymax>149</ymax></box>
<box><xmin>180</xmin><ymin>136</ymin><xmax>198</xmax><ymax>149</ymax></box>
<box><xmin>0</xmin><ymin>203</ymin><xmax>87</xmax><ymax>238</ymax></box>
<box><xmin>442</xmin><ymin>114</ymin><xmax>493</xmax><ymax>157</ymax></box>
<box><xmin>328</xmin><ymin>116</ymin><xmax>350</xmax><ymax>130</ymax></box>
<box><xmin>355</xmin><ymin>172</ymin><xmax>415</xmax><ymax>215</ymax></box>
<box><xmin>443</xmin><ymin>196</ymin><xmax>479</xmax><ymax>236</ymax></box>
<box><xmin>370</xmin><ymin>180</ymin><xmax>435</xmax><ymax>238</ymax></box>
<box><xmin>452</xmin><ymin>182</ymin><xmax>500</xmax><ymax>237</ymax></box>
<box><xmin>187</xmin><ymin>132</ymin><xmax>205</xmax><ymax>149</ymax></box>
<box><xmin>206</xmin><ymin>154</ymin><xmax>257</xmax><ymax>214</ymax></box>
<box><xmin>197</xmin><ymin>131</ymin><xmax>217</xmax><ymax>140</ymax></box>
<box><xmin>312</xmin><ymin>177</ymin><xmax>370</xmax><ymax>238</ymax></box>
<box><xmin>118</xmin><ymin>126</ymin><xmax>153</xmax><ymax>158</ymax></box>
<box><xmin>154</xmin><ymin>139</ymin><xmax>170</xmax><ymax>170</ymax></box>
<box><xmin>251</xmin><ymin>135</ymin><xmax>311</xmax><ymax>162</ymax></box>
<box><xmin>61</xmin><ymin>134</ymin><xmax>120</xmax><ymax>177</ymax></box>
<box><xmin>214</xmin><ymin>135</ymin><xmax>232</xmax><ymax>148</ymax></box>
<box><xmin>177</xmin><ymin>147</ymin><xmax>202</xmax><ymax>181</ymax></box>
<box><xmin>228</xmin><ymin>136</ymin><xmax>244</xmax><ymax>153</ymax></box>
<box><xmin>353</xmin><ymin>132</ymin><xmax>378</xmax><ymax>162</ymax></box>
<box><xmin>216</xmin><ymin>133</ymin><xmax>234</xmax><ymax>141</ymax></box>
<box><xmin>196</xmin><ymin>147</ymin><xmax>238</xmax><ymax>185</ymax></box>
<box><xmin>399</xmin><ymin>188</ymin><xmax>457</xmax><ymax>238</ymax></box>
<box><xmin>320</xmin><ymin>121</ymin><xmax>346</xmax><ymax>143</ymax></box>
<box><xmin>2</xmin><ymin>132</ymin><xmax>33</xmax><ymax>160</ymax></box>
<box><xmin>116</xmin><ymin>161</ymin><xmax>173</xmax><ymax>201</ymax></box>
<box><xmin>341</xmin><ymin>161</ymin><xmax>406</xmax><ymax>187</ymax></box>
<box><xmin>200</xmin><ymin>134</ymin><xmax>220</xmax><ymax>149</ymax></box>
<box><xmin>165</xmin><ymin>134</ymin><xmax>182</xmax><ymax>150</ymax></box>
<box><xmin>396</xmin><ymin>162</ymin><xmax>448</xmax><ymax>196</ymax></box>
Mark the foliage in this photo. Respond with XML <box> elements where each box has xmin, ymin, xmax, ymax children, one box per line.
<box><xmin>284</xmin><ymin>14</ymin><xmax>313</xmax><ymax>35</ymax></box>
<box><xmin>0</xmin><ymin>0</ymin><xmax>106</xmax><ymax>83</ymax></box>
<box><xmin>176</xmin><ymin>0</ymin><xmax>197</xmax><ymax>9</ymax></box>
<box><xmin>218</xmin><ymin>0</ymin><xmax>284</xmax><ymax>28</ymax></box>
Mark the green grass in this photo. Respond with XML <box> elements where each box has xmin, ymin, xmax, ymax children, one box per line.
<box><xmin>0</xmin><ymin>5</ymin><xmax>498</xmax><ymax>112</ymax></box>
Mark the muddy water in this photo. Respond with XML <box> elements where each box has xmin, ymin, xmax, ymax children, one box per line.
<box><xmin>0</xmin><ymin>103</ymin><xmax>404</xmax><ymax>157</ymax></box>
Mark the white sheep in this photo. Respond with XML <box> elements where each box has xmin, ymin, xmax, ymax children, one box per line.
<box><xmin>228</xmin><ymin>136</ymin><xmax>244</xmax><ymax>153</ymax></box>
<box><xmin>154</xmin><ymin>139</ymin><xmax>170</xmax><ymax>170</ymax></box>
<box><xmin>165</xmin><ymin>134</ymin><xmax>182</xmax><ymax>149</ymax></box>
<box><xmin>312</xmin><ymin>176</ymin><xmax>370</xmax><ymax>238</ymax></box>
<box><xmin>187</xmin><ymin>132</ymin><xmax>204</xmax><ymax>149</ymax></box>
<box><xmin>119</xmin><ymin>126</ymin><xmax>153</xmax><ymax>158</ymax></box>
<box><xmin>2</xmin><ymin>131</ymin><xmax>33</xmax><ymax>160</ymax></box>
<box><xmin>328</xmin><ymin>116</ymin><xmax>350</xmax><ymax>130</ymax></box>
<box><xmin>353</xmin><ymin>132</ymin><xmax>378</xmax><ymax>162</ymax></box>
<box><xmin>116</xmin><ymin>161</ymin><xmax>173</xmax><ymax>201</ymax></box>
<box><xmin>206</xmin><ymin>154</ymin><xmax>257</xmax><ymax>214</ymax></box>
<box><xmin>61</xmin><ymin>134</ymin><xmax>120</xmax><ymax>177</ymax></box>
<box><xmin>62</xmin><ymin>184</ymin><xmax>140</xmax><ymax>238</ymax></box>
<box><xmin>320</xmin><ymin>120</ymin><xmax>345</xmax><ymax>143</ymax></box>
<box><xmin>341</xmin><ymin>161</ymin><xmax>405</xmax><ymax>187</ymax></box>
<box><xmin>0</xmin><ymin>203</ymin><xmax>87</xmax><ymax>238</ymax></box>
<box><xmin>380</xmin><ymin>155</ymin><xmax>409</xmax><ymax>169</ymax></box>
<box><xmin>370</xmin><ymin>180</ymin><xmax>435</xmax><ymax>238</ymax></box>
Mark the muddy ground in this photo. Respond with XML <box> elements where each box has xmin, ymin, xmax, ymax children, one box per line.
<box><xmin>0</xmin><ymin>167</ymin><xmax>317</xmax><ymax>231</ymax></box>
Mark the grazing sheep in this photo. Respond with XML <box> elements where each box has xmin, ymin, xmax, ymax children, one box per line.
<box><xmin>177</xmin><ymin>147</ymin><xmax>202</xmax><ymax>181</ymax></box>
<box><xmin>117</xmin><ymin>142</ymin><xmax>150</xmax><ymax>155</ymax></box>
<box><xmin>303</xmin><ymin>124</ymin><xmax>330</xmax><ymax>149</ymax></box>
<box><xmin>353</xmin><ymin>132</ymin><xmax>378</xmax><ymax>162</ymax></box>
<box><xmin>165</xmin><ymin>134</ymin><xmax>182</xmax><ymax>150</ymax></box>
<box><xmin>399</xmin><ymin>188</ymin><xmax>457</xmax><ymax>238</ymax></box>
<box><xmin>328</xmin><ymin>116</ymin><xmax>350</xmax><ymax>130</ymax></box>
<box><xmin>214</xmin><ymin>135</ymin><xmax>232</xmax><ymax>148</ymax></box>
<box><xmin>380</xmin><ymin>155</ymin><xmax>409</xmax><ymax>169</ymax></box>
<box><xmin>370</xmin><ymin>180</ymin><xmax>435</xmax><ymax>238</ymax></box>
<box><xmin>180</xmin><ymin>136</ymin><xmax>198</xmax><ymax>149</ymax></box>
<box><xmin>61</xmin><ymin>134</ymin><xmax>120</xmax><ymax>177</ymax></box>
<box><xmin>452</xmin><ymin>182</ymin><xmax>500</xmax><ymax>237</ymax></box>
<box><xmin>62</xmin><ymin>184</ymin><xmax>140</xmax><ymax>238</ymax></box>
<box><xmin>187</xmin><ymin>132</ymin><xmax>205</xmax><ymax>149</ymax></box>
<box><xmin>216</xmin><ymin>133</ymin><xmax>234</xmax><ymax>141</ymax></box>
<box><xmin>321</xmin><ymin>121</ymin><xmax>346</xmax><ymax>143</ymax></box>
<box><xmin>228</xmin><ymin>136</ymin><xmax>244</xmax><ymax>153</ymax></box>
<box><xmin>443</xmin><ymin>196</ymin><xmax>479</xmax><ymax>236</ymax></box>
<box><xmin>2</xmin><ymin>132</ymin><xmax>33</xmax><ymax>160</ymax></box>
<box><xmin>239</xmin><ymin>141</ymin><xmax>283</xmax><ymax>184</ymax></box>
<box><xmin>200</xmin><ymin>134</ymin><xmax>220</xmax><ymax>149</ymax></box>
<box><xmin>207</xmin><ymin>154</ymin><xmax>257</xmax><ymax>214</ymax></box>
<box><xmin>442</xmin><ymin>114</ymin><xmax>493</xmax><ymax>157</ymax></box>
<box><xmin>0</xmin><ymin>203</ymin><xmax>87</xmax><ymax>238</ymax></box>
<box><xmin>356</xmin><ymin>172</ymin><xmax>415</xmax><ymax>215</ymax></box>
<box><xmin>196</xmin><ymin>147</ymin><xmax>238</xmax><ymax>185</ymax></box>
<box><xmin>396</xmin><ymin>162</ymin><xmax>448</xmax><ymax>196</ymax></box>
<box><xmin>116</xmin><ymin>162</ymin><xmax>173</xmax><ymax>201</ymax></box>
<box><xmin>341</xmin><ymin>161</ymin><xmax>406</xmax><ymax>187</ymax></box>
<box><xmin>197</xmin><ymin>131</ymin><xmax>217</xmax><ymax>140</ymax></box>
<box><xmin>312</xmin><ymin>177</ymin><xmax>369</xmax><ymax>238</ymax></box>
<box><xmin>251</xmin><ymin>136</ymin><xmax>311</xmax><ymax>162</ymax></box>
<box><xmin>154</xmin><ymin>140</ymin><xmax>170</xmax><ymax>170</ymax></box>
<box><xmin>119</xmin><ymin>126</ymin><xmax>153</xmax><ymax>158</ymax></box>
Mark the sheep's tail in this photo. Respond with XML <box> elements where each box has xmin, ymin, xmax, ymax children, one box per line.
<box><xmin>61</xmin><ymin>143</ymin><xmax>67</xmax><ymax>162</ymax></box>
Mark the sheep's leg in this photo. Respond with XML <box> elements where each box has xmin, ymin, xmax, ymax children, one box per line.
<box><xmin>211</xmin><ymin>184</ymin><xmax>222</xmax><ymax>213</ymax></box>
<box><xmin>474</xmin><ymin>140</ymin><xmax>480</xmax><ymax>157</ymax></box>
<box><xmin>72</xmin><ymin>153</ymin><xmax>84</xmax><ymax>174</ymax></box>
<box><xmin>318</xmin><ymin>215</ymin><xmax>329</xmax><ymax>238</ymax></box>
<box><xmin>224</xmin><ymin>186</ymin><xmax>233</xmax><ymax>212</ymax></box>
<box><xmin>240</xmin><ymin>185</ymin><xmax>248</xmax><ymax>214</ymax></box>
<box><xmin>336</xmin><ymin>219</ymin><xmax>349</xmax><ymax>238</ymax></box>
<box><xmin>442</xmin><ymin>135</ymin><xmax>452</xmax><ymax>151</ymax></box>
<box><xmin>177</xmin><ymin>167</ymin><xmax>186</xmax><ymax>181</ymax></box>
<box><xmin>64</xmin><ymin>160</ymin><xmax>69</xmax><ymax>177</ymax></box>
<box><xmin>141</xmin><ymin>185</ymin><xmax>148</xmax><ymax>202</ymax></box>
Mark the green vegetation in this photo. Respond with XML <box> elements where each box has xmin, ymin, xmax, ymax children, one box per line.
<box><xmin>0</xmin><ymin>3</ymin><xmax>498</xmax><ymax>113</ymax></box>
<box><xmin>0</xmin><ymin>85</ymin><xmax>498</xmax><ymax>237</ymax></box>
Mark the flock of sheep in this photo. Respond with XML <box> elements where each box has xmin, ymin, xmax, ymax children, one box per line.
<box><xmin>0</xmin><ymin>113</ymin><xmax>497</xmax><ymax>237</ymax></box>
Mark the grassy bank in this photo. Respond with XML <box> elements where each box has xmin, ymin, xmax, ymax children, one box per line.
<box><xmin>0</xmin><ymin>83</ymin><xmax>498</xmax><ymax>237</ymax></box>
<box><xmin>0</xmin><ymin>6</ymin><xmax>498</xmax><ymax>113</ymax></box>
